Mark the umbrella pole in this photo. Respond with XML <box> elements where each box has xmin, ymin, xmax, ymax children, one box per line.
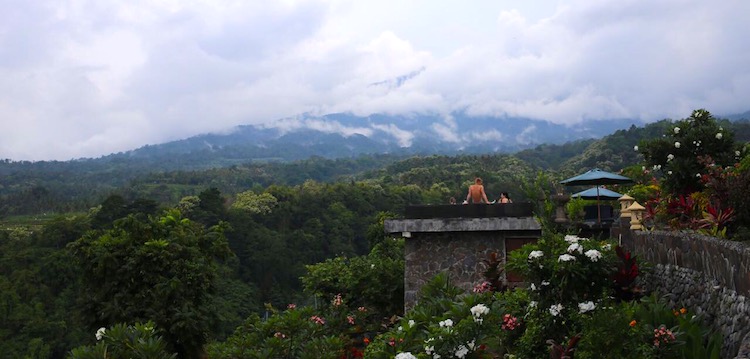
<box><xmin>596</xmin><ymin>186</ymin><xmax>601</xmax><ymax>225</ymax></box>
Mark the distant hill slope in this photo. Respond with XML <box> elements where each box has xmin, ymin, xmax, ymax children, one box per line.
<box><xmin>101</xmin><ymin>112</ymin><xmax>644</xmax><ymax>170</ymax></box>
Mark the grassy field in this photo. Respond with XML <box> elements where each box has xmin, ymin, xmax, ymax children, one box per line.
<box><xmin>0</xmin><ymin>212</ymin><xmax>84</xmax><ymax>231</ymax></box>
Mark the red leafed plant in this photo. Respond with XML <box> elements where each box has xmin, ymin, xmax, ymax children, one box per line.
<box><xmin>666</xmin><ymin>195</ymin><xmax>702</xmax><ymax>229</ymax></box>
<box><xmin>481</xmin><ymin>252</ymin><xmax>508</xmax><ymax>293</ymax></box>
<box><xmin>698</xmin><ymin>203</ymin><xmax>736</xmax><ymax>238</ymax></box>
<box><xmin>548</xmin><ymin>334</ymin><xmax>582</xmax><ymax>359</ymax></box>
<box><xmin>611</xmin><ymin>246</ymin><xmax>642</xmax><ymax>301</ymax></box>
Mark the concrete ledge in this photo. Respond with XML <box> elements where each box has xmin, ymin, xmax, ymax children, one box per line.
<box><xmin>405</xmin><ymin>203</ymin><xmax>534</xmax><ymax>219</ymax></box>
<box><xmin>385</xmin><ymin>217</ymin><xmax>541</xmax><ymax>233</ymax></box>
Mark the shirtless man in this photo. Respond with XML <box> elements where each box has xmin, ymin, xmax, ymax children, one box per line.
<box><xmin>465</xmin><ymin>177</ymin><xmax>491</xmax><ymax>204</ymax></box>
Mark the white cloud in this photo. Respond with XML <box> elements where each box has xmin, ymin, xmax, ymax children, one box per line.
<box><xmin>371</xmin><ymin>123</ymin><xmax>414</xmax><ymax>147</ymax></box>
<box><xmin>1</xmin><ymin>0</ymin><xmax>749</xmax><ymax>160</ymax></box>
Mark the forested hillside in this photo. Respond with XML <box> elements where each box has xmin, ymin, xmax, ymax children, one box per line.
<box><xmin>3</xmin><ymin>119</ymin><xmax>750</xmax><ymax>219</ymax></box>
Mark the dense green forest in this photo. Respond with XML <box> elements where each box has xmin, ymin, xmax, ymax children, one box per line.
<box><xmin>2</xmin><ymin>116</ymin><xmax>750</xmax><ymax>358</ymax></box>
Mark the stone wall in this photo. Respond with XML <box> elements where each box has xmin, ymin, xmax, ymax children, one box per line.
<box><xmin>621</xmin><ymin>230</ymin><xmax>750</xmax><ymax>358</ymax></box>
<box><xmin>404</xmin><ymin>232</ymin><xmax>504</xmax><ymax>309</ymax></box>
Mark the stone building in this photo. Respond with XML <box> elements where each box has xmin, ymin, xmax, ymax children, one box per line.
<box><xmin>384</xmin><ymin>203</ymin><xmax>541</xmax><ymax>309</ymax></box>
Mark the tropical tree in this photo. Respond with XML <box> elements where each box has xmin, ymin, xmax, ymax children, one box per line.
<box><xmin>68</xmin><ymin>209</ymin><xmax>231</xmax><ymax>358</ymax></box>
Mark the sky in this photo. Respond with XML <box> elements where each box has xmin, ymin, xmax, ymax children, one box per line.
<box><xmin>1</xmin><ymin>0</ymin><xmax>749</xmax><ymax>161</ymax></box>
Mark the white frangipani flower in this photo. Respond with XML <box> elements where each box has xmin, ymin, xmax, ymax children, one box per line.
<box><xmin>674</xmin><ymin>127</ymin><xmax>680</xmax><ymax>134</ymax></box>
<box><xmin>558</xmin><ymin>254</ymin><xmax>576</xmax><ymax>262</ymax></box>
<box><xmin>578</xmin><ymin>301</ymin><xmax>596</xmax><ymax>313</ymax></box>
<box><xmin>455</xmin><ymin>345</ymin><xmax>469</xmax><ymax>359</ymax></box>
<box><xmin>585</xmin><ymin>249</ymin><xmax>602</xmax><ymax>262</ymax></box>
<box><xmin>667</xmin><ymin>154</ymin><xmax>674</xmax><ymax>161</ymax></box>
<box><xmin>96</xmin><ymin>327</ymin><xmax>106</xmax><ymax>341</ymax></box>
<box><xmin>549</xmin><ymin>304</ymin><xmax>563</xmax><ymax>316</ymax></box>
<box><xmin>567</xmin><ymin>243</ymin><xmax>583</xmax><ymax>254</ymax></box>
<box><xmin>564</xmin><ymin>235</ymin><xmax>580</xmax><ymax>243</ymax></box>
<box><xmin>395</xmin><ymin>353</ymin><xmax>417</xmax><ymax>359</ymax></box>
<box><xmin>675</xmin><ymin>142</ymin><xmax>681</xmax><ymax>148</ymax></box>
<box><xmin>716</xmin><ymin>133</ymin><xmax>723</xmax><ymax>140</ymax></box>
<box><xmin>528</xmin><ymin>250</ymin><xmax>544</xmax><ymax>259</ymax></box>
<box><xmin>470</xmin><ymin>304</ymin><xmax>490</xmax><ymax>318</ymax></box>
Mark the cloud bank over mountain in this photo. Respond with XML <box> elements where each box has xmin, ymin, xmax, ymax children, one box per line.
<box><xmin>1</xmin><ymin>0</ymin><xmax>749</xmax><ymax>160</ymax></box>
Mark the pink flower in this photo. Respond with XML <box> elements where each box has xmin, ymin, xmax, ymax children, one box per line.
<box><xmin>473</xmin><ymin>281</ymin><xmax>492</xmax><ymax>293</ymax></box>
<box><xmin>653</xmin><ymin>325</ymin><xmax>676</xmax><ymax>346</ymax></box>
<box><xmin>287</xmin><ymin>303</ymin><xmax>296</xmax><ymax>310</ymax></box>
<box><xmin>501</xmin><ymin>314</ymin><xmax>520</xmax><ymax>330</ymax></box>
<box><xmin>274</xmin><ymin>332</ymin><xmax>286</xmax><ymax>339</ymax></box>
<box><xmin>347</xmin><ymin>315</ymin><xmax>356</xmax><ymax>325</ymax></box>
<box><xmin>357</xmin><ymin>306</ymin><xmax>367</xmax><ymax>312</ymax></box>
<box><xmin>310</xmin><ymin>316</ymin><xmax>326</xmax><ymax>325</ymax></box>
<box><xmin>332</xmin><ymin>293</ymin><xmax>343</xmax><ymax>307</ymax></box>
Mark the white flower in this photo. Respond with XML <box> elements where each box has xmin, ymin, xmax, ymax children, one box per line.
<box><xmin>675</xmin><ymin>141</ymin><xmax>681</xmax><ymax>148</ymax></box>
<box><xmin>633</xmin><ymin>145</ymin><xmax>639</xmax><ymax>151</ymax></box>
<box><xmin>578</xmin><ymin>301</ymin><xmax>596</xmax><ymax>313</ymax></box>
<box><xmin>667</xmin><ymin>154</ymin><xmax>674</xmax><ymax>161</ymax></box>
<box><xmin>674</xmin><ymin>127</ymin><xmax>680</xmax><ymax>134</ymax></box>
<box><xmin>439</xmin><ymin>319</ymin><xmax>453</xmax><ymax>328</ymax></box>
<box><xmin>549</xmin><ymin>304</ymin><xmax>564</xmax><ymax>316</ymax></box>
<box><xmin>528</xmin><ymin>250</ymin><xmax>544</xmax><ymax>259</ymax></box>
<box><xmin>736</xmin><ymin>151</ymin><xmax>741</xmax><ymax>156</ymax></box>
<box><xmin>668</xmin><ymin>171</ymin><xmax>673</xmax><ymax>175</ymax></box>
<box><xmin>585</xmin><ymin>249</ymin><xmax>602</xmax><ymax>262</ymax></box>
<box><xmin>398</xmin><ymin>326</ymin><xmax>403</xmax><ymax>331</ymax></box>
<box><xmin>455</xmin><ymin>345</ymin><xmax>469</xmax><ymax>359</ymax></box>
<box><xmin>529</xmin><ymin>301</ymin><xmax>538</xmax><ymax>309</ymax></box>
<box><xmin>371</xmin><ymin>264</ymin><xmax>375</xmax><ymax>269</ymax></box>
<box><xmin>558</xmin><ymin>254</ymin><xmax>576</xmax><ymax>262</ymax></box>
<box><xmin>601</xmin><ymin>243</ymin><xmax>611</xmax><ymax>251</ymax></box>
<box><xmin>396</xmin><ymin>353</ymin><xmax>417</xmax><ymax>359</ymax></box>
<box><xmin>642</xmin><ymin>166</ymin><xmax>646</xmax><ymax>171</ymax></box>
<box><xmin>467</xmin><ymin>340</ymin><xmax>476</xmax><ymax>350</ymax></box>
<box><xmin>96</xmin><ymin>327</ymin><xmax>106</xmax><ymax>341</ymax></box>
<box><xmin>652</xmin><ymin>164</ymin><xmax>661</xmax><ymax>170</ymax></box>
<box><xmin>716</xmin><ymin>133</ymin><xmax>723</xmax><ymax>140</ymax></box>
<box><xmin>541</xmin><ymin>280</ymin><xmax>550</xmax><ymax>286</ymax></box>
<box><xmin>696</xmin><ymin>173</ymin><xmax>701</xmax><ymax>178</ymax></box>
<box><xmin>530</xmin><ymin>283</ymin><xmax>537</xmax><ymax>291</ymax></box>
<box><xmin>408</xmin><ymin>319</ymin><xmax>415</xmax><ymax>328</ymax></box>
<box><xmin>567</xmin><ymin>243</ymin><xmax>583</xmax><ymax>254</ymax></box>
<box><xmin>470</xmin><ymin>304</ymin><xmax>490</xmax><ymax>318</ymax></box>
<box><xmin>424</xmin><ymin>345</ymin><xmax>435</xmax><ymax>355</ymax></box>
<box><xmin>564</xmin><ymin>235</ymin><xmax>580</xmax><ymax>243</ymax></box>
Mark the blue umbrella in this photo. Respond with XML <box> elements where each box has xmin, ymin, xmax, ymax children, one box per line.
<box><xmin>571</xmin><ymin>187</ymin><xmax>623</xmax><ymax>200</ymax></box>
<box><xmin>561</xmin><ymin>168</ymin><xmax>633</xmax><ymax>224</ymax></box>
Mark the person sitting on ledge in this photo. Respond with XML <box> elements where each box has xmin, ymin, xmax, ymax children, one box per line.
<box><xmin>498</xmin><ymin>192</ymin><xmax>513</xmax><ymax>203</ymax></box>
<box><xmin>465</xmin><ymin>177</ymin><xmax>491</xmax><ymax>204</ymax></box>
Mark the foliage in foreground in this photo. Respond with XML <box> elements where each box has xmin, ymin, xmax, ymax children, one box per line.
<box><xmin>69</xmin><ymin>322</ymin><xmax>177</xmax><ymax>359</ymax></box>
<box><xmin>362</xmin><ymin>232</ymin><xmax>722</xmax><ymax>359</ymax></box>
<box><xmin>202</xmin><ymin>231</ymin><xmax>723</xmax><ymax>359</ymax></box>
<box><xmin>206</xmin><ymin>238</ymin><xmax>405</xmax><ymax>358</ymax></box>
